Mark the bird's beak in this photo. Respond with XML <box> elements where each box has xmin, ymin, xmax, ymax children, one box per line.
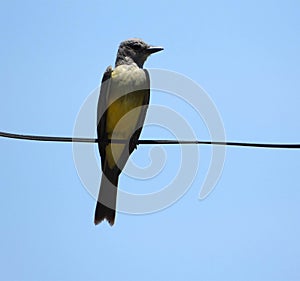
<box><xmin>147</xmin><ymin>45</ymin><xmax>164</xmax><ymax>54</ymax></box>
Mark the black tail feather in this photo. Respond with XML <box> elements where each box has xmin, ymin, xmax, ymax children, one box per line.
<box><xmin>94</xmin><ymin>202</ymin><xmax>115</xmax><ymax>226</ymax></box>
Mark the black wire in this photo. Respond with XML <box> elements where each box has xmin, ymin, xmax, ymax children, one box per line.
<box><xmin>1</xmin><ymin>130</ymin><xmax>300</xmax><ymax>149</ymax></box>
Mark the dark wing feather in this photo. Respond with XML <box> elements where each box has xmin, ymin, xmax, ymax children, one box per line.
<box><xmin>97</xmin><ymin>66</ymin><xmax>112</xmax><ymax>168</ymax></box>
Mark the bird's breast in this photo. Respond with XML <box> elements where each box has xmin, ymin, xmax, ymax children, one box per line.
<box><xmin>106</xmin><ymin>64</ymin><xmax>148</xmax><ymax>135</ymax></box>
<box><xmin>109</xmin><ymin>64</ymin><xmax>148</xmax><ymax>101</ymax></box>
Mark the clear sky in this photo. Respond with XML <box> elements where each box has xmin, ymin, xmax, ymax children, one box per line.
<box><xmin>1</xmin><ymin>1</ymin><xmax>300</xmax><ymax>280</ymax></box>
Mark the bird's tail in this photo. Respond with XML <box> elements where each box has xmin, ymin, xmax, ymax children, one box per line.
<box><xmin>94</xmin><ymin>172</ymin><xmax>119</xmax><ymax>226</ymax></box>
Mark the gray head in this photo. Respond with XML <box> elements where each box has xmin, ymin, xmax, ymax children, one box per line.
<box><xmin>115</xmin><ymin>38</ymin><xmax>163</xmax><ymax>68</ymax></box>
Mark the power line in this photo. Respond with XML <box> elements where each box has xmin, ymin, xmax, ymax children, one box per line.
<box><xmin>1</xmin><ymin>130</ymin><xmax>300</xmax><ymax>149</ymax></box>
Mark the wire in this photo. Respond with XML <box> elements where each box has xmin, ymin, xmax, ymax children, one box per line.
<box><xmin>1</xmin><ymin>130</ymin><xmax>300</xmax><ymax>149</ymax></box>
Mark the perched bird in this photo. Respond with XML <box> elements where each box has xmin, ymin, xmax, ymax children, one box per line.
<box><xmin>95</xmin><ymin>39</ymin><xmax>163</xmax><ymax>226</ymax></box>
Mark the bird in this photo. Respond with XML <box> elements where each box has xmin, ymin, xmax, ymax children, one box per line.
<box><xmin>94</xmin><ymin>39</ymin><xmax>163</xmax><ymax>226</ymax></box>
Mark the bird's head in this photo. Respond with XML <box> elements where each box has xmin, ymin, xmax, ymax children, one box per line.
<box><xmin>115</xmin><ymin>38</ymin><xmax>163</xmax><ymax>68</ymax></box>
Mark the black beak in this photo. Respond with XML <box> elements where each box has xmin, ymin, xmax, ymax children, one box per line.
<box><xmin>147</xmin><ymin>45</ymin><xmax>164</xmax><ymax>54</ymax></box>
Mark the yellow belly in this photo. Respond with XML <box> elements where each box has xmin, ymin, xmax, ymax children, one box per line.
<box><xmin>106</xmin><ymin>64</ymin><xmax>146</xmax><ymax>169</ymax></box>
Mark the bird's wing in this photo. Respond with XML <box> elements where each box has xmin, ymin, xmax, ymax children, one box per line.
<box><xmin>97</xmin><ymin>66</ymin><xmax>112</xmax><ymax>168</ymax></box>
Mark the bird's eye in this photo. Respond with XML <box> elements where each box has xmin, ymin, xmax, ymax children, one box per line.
<box><xmin>132</xmin><ymin>44</ymin><xmax>141</xmax><ymax>50</ymax></box>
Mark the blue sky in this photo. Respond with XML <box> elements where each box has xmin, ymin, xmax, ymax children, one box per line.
<box><xmin>1</xmin><ymin>1</ymin><xmax>300</xmax><ymax>280</ymax></box>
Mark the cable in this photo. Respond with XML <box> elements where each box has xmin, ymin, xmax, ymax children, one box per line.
<box><xmin>0</xmin><ymin>131</ymin><xmax>95</xmax><ymax>143</ymax></box>
<box><xmin>1</xmin><ymin>130</ymin><xmax>300</xmax><ymax>149</ymax></box>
